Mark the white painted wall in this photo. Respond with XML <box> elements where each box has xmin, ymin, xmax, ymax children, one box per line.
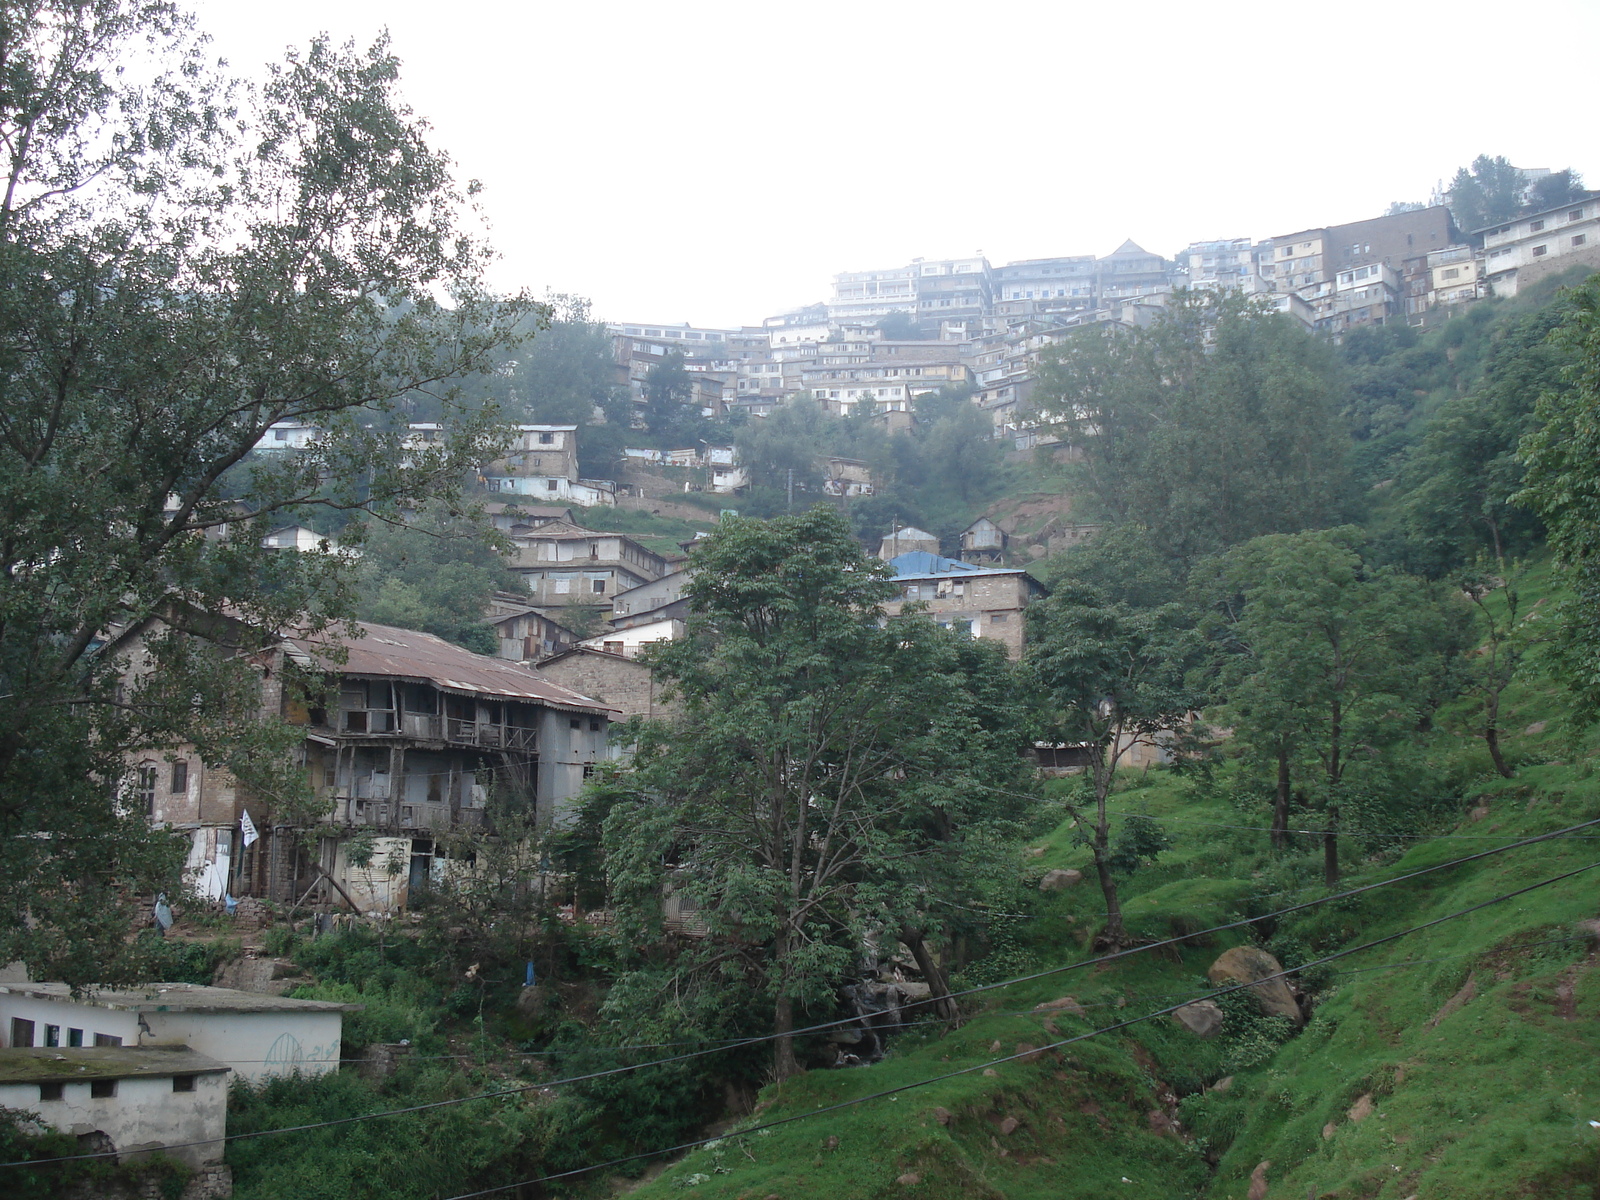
<box><xmin>142</xmin><ymin>1009</ymin><xmax>343</xmax><ymax>1083</ymax></box>
<box><xmin>1</xmin><ymin>994</ymin><xmax>139</xmax><ymax>1048</ymax></box>
<box><xmin>0</xmin><ymin>1071</ymin><xmax>227</xmax><ymax>1168</ymax></box>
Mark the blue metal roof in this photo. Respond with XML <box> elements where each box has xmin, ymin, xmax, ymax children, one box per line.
<box><xmin>886</xmin><ymin>551</ymin><xmax>1035</xmax><ymax>582</ymax></box>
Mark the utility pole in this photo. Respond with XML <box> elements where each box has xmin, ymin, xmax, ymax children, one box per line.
<box><xmin>786</xmin><ymin>468</ymin><xmax>794</xmax><ymax>514</ymax></box>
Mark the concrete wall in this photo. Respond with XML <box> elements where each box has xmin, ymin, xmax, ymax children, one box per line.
<box><xmin>883</xmin><ymin>573</ymin><xmax>1036</xmax><ymax>659</ymax></box>
<box><xmin>0</xmin><ymin>1071</ymin><xmax>227</xmax><ymax>1169</ymax></box>
<box><xmin>2</xmin><ymin>994</ymin><xmax>139</xmax><ymax>1048</ymax></box>
<box><xmin>536</xmin><ymin>708</ymin><xmax>609</xmax><ymax>825</ymax></box>
<box><xmin>141</xmin><ymin>1010</ymin><xmax>342</xmax><ymax>1083</ymax></box>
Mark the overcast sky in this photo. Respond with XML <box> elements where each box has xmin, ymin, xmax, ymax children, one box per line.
<box><xmin>191</xmin><ymin>0</ymin><xmax>1599</xmax><ymax>329</ymax></box>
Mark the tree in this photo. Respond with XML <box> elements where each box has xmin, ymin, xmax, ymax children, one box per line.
<box><xmin>507</xmin><ymin>293</ymin><xmax>620</xmax><ymax>427</ymax></box>
<box><xmin>1456</xmin><ymin>569</ymin><xmax>1542</xmax><ymax>779</ymax></box>
<box><xmin>1528</xmin><ymin>169</ymin><xmax>1586</xmax><ymax>213</ymax></box>
<box><xmin>1023</xmin><ymin>584</ymin><xmax>1203</xmax><ymax>947</ymax></box>
<box><xmin>1447</xmin><ymin>155</ymin><xmax>1527</xmax><ymax>233</ymax></box>
<box><xmin>1517</xmin><ymin>275</ymin><xmax>1600</xmax><ymax>721</ymax></box>
<box><xmin>1198</xmin><ymin>529</ymin><xmax>1463</xmax><ymax>882</ymax></box>
<box><xmin>356</xmin><ymin>509</ymin><xmax>525</xmax><ymax>654</ymax></box>
<box><xmin>642</xmin><ymin>349</ymin><xmax>701</xmax><ymax>441</ymax></box>
<box><xmin>0</xmin><ymin>4</ymin><xmax>533</xmax><ymax>982</ymax></box>
<box><xmin>604</xmin><ymin>508</ymin><xmax>1032</xmax><ymax>1078</ymax></box>
<box><xmin>1030</xmin><ymin>290</ymin><xmax>1350</xmax><ymax>563</ymax></box>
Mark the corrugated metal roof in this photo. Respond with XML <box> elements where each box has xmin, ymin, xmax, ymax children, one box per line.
<box><xmin>290</xmin><ymin>622</ymin><xmax>618</xmax><ymax>714</ymax></box>
<box><xmin>887</xmin><ymin>551</ymin><xmax>1042</xmax><ymax>585</ymax></box>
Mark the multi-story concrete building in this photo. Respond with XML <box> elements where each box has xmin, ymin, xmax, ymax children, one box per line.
<box><xmin>1177</xmin><ymin>239</ymin><xmax>1261</xmax><ymax>292</ymax></box>
<box><xmin>482</xmin><ymin>425</ymin><xmax>617</xmax><ymax>506</ymax></box>
<box><xmin>992</xmin><ymin>256</ymin><xmax>1098</xmax><ymax>318</ymax></box>
<box><xmin>1480</xmin><ymin>197</ymin><xmax>1600</xmax><ymax>297</ymax></box>
<box><xmin>882</xmin><ymin>550</ymin><xmax>1047</xmax><ymax>660</ymax></box>
<box><xmin>503</xmin><ymin>520</ymin><xmax>671</xmax><ymax>606</ymax></box>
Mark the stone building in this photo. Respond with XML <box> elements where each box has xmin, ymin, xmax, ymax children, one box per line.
<box><xmin>532</xmin><ymin>646</ymin><xmax>681</xmax><ymax>723</ymax></box>
<box><xmin>882</xmin><ymin>550</ymin><xmax>1047</xmax><ymax>659</ymax></box>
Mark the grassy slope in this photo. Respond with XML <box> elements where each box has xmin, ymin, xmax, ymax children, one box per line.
<box><xmin>623</xmin><ymin>567</ymin><xmax>1600</xmax><ymax>1200</ymax></box>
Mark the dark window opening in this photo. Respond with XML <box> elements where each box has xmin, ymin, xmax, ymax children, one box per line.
<box><xmin>569</xmin><ymin>718</ymin><xmax>582</xmax><ymax>730</ymax></box>
<box><xmin>10</xmin><ymin>1018</ymin><xmax>35</xmax><ymax>1047</ymax></box>
<box><xmin>170</xmin><ymin>760</ymin><xmax>188</xmax><ymax>794</ymax></box>
<box><xmin>68</xmin><ymin>1028</ymin><xmax>83</xmax><ymax>1047</ymax></box>
<box><xmin>94</xmin><ymin>1033</ymin><xmax>122</xmax><ymax>1047</ymax></box>
<box><xmin>172</xmin><ymin>1075</ymin><xmax>196</xmax><ymax>1093</ymax></box>
<box><xmin>39</xmin><ymin>1082</ymin><xmax>63</xmax><ymax>1101</ymax></box>
<box><xmin>590</xmin><ymin>720</ymin><xmax>601</xmax><ymax>732</ymax></box>
<box><xmin>90</xmin><ymin>1080</ymin><xmax>116</xmax><ymax>1099</ymax></box>
<box><xmin>44</xmin><ymin>1025</ymin><xmax>59</xmax><ymax>1047</ymax></box>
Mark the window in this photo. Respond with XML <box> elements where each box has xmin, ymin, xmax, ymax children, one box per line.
<box><xmin>1442</xmin><ymin>268</ymin><xmax>1460</xmax><ymax>280</ymax></box>
<box><xmin>602</xmin><ymin>640</ymin><xmax>624</xmax><ymax>655</ymax></box>
<box><xmin>1570</xmin><ymin>209</ymin><xmax>1585</xmax><ymax>221</ymax></box>
<box><xmin>94</xmin><ymin>1034</ymin><xmax>122</xmax><ymax>1047</ymax></box>
<box><xmin>44</xmin><ymin>1025</ymin><xmax>59</xmax><ymax>1047</ymax></box>
<box><xmin>172</xmin><ymin>1075</ymin><xmax>196</xmax><ymax>1093</ymax></box>
<box><xmin>553</xmin><ymin>577</ymin><xmax>572</xmax><ymax>594</ymax></box>
<box><xmin>136</xmin><ymin>764</ymin><xmax>157</xmax><ymax>815</ymax></box>
<box><xmin>1530</xmin><ymin>220</ymin><xmax>1545</xmax><ymax>232</ymax></box>
<box><xmin>1532</xmin><ymin>245</ymin><xmax>1548</xmax><ymax>257</ymax></box>
<box><xmin>10</xmin><ymin>1018</ymin><xmax>35</xmax><ymax>1047</ymax></box>
<box><xmin>990</xmin><ymin>613</ymin><xmax>1009</xmax><ymax>624</ymax></box>
<box><xmin>170</xmin><ymin>760</ymin><xmax>188</xmax><ymax>794</ymax></box>
<box><xmin>582</xmin><ymin>763</ymin><xmax>596</xmax><ymax>779</ymax></box>
<box><xmin>592</xmin><ymin>578</ymin><xmax>606</xmax><ymax>593</ymax></box>
<box><xmin>590</xmin><ymin>719</ymin><xmax>601</xmax><ymax>732</ymax></box>
<box><xmin>273</xmin><ymin>428</ymin><xmax>287</xmax><ymax>441</ymax></box>
<box><xmin>39</xmin><ymin>1082</ymin><xmax>63</xmax><ymax>1102</ymax></box>
<box><xmin>90</xmin><ymin>1079</ymin><xmax>116</xmax><ymax>1099</ymax></box>
<box><xmin>538</xmin><ymin>432</ymin><xmax>554</xmax><ymax>444</ymax></box>
<box><xmin>1574</xmin><ymin>235</ymin><xmax>1588</xmax><ymax>248</ymax></box>
<box><xmin>545</xmin><ymin>479</ymin><xmax>558</xmax><ymax>491</ymax></box>
<box><xmin>68</xmin><ymin>1028</ymin><xmax>83</xmax><ymax>1047</ymax></box>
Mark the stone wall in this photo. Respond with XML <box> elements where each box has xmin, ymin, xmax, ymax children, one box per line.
<box><xmin>533</xmin><ymin>651</ymin><xmax>680</xmax><ymax>723</ymax></box>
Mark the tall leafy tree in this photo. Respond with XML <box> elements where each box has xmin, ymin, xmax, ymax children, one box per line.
<box><xmin>0</xmin><ymin>3</ymin><xmax>533</xmax><ymax>981</ymax></box>
<box><xmin>1198</xmin><ymin>529</ymin><xmax>1463</xmax><ymax>882</ymax></box>
<box><xmin>1023</xmin><ymin>584</ymin><xmax>1203</xmax><ymax>947</ymax></box>
<box><xmin>604</xmin><ymin>508</ymin><xmax>1032</xmax><ymax>1078</ymax></box>
<box><xmin>1030</xmin><ymin>290</ymin><xmax>1350</xmax><ymax>563</ymax></box>
<box><xmin>1447</xmin><ymin>154</ymin><xmax>1527</xmax><ymax>232</ymax></box>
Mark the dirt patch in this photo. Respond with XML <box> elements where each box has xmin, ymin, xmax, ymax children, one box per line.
<box><xmin>1427</xmin><ymin>973</ymin><xmax>1476</xmax><ymax>1029</ymax></box>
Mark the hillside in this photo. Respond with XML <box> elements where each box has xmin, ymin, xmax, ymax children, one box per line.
<box><xmin>617</xmin><ymin>562</ymin><xmax>1600</xmax><ymax>1200</ymax></box>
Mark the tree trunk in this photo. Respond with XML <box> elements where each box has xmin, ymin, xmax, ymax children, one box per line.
<box><xmin>1089</xmin><ymin>763</ymin><xmax>1126</xmax><ymax>948</ymax></box>
<box><xmin>1485</xmin><ymin>724</ymin><xmax>1513</xmax><ymax>779</ymax></box>
<box><xmin>1322</xmin><ymin>805</ymin><xmax>1340</xmax><ymax>887</ymax></box>
<box><xmin>1272</xmin><ymin>747</ymin><xmax>1291</xmax><ymax>851</ymax></box>
<box><xmin>899</xmin><ymin>926</ymin><xmax>959</xmax><ymax>1023</ymax></box>
<box><xmin>772</xmin><ymin>989</ymin><xmax>799</xmax><ymax>1081</ymax></box>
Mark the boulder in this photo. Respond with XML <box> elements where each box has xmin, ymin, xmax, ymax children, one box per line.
<box><xmin>1039</xmin><ymin>868</ymin><xmax>1084</xmax><ymax>892</ymax></box>
<box><xmin>998</xmin><ymin>1116</ymin><xmax>1020</xmax><ymax>1135</ymax></box>
<box><xmin>933</xmin><ymin>1107</ymin><xmax>951</xmax><ymax>1126</ymax></box>
<box><xmin>1034</xmin><ymin>995</ymin><xmax>1085</xmax><ymax>1017</ymax></box>
<box><xmin>1207</xmin><ymin>946</ymin><xmax>1303</xmax><ymax>1024</ymax></box>
<box><xmin>1171</xmin><ymin>1000</ymin><xmax>1224</xmax><ymax>1038</ymax></box>
<box><xmin>1210</xmin><ymin>1076</ymin><xmax>1233</xmax><ymax>1094</ymax></box>
<box><xmin>1026</xmin><ymin>847</ymin><xmax>1048</xmax><ymax>858</ymax></box>
<box><xmin>1247</xmin><ymin>1161</ymin><xmax>1271</xmax><ymax>1200</ymax></box>
<box><xmin>1348</xmin><ymin>1093</ymin><xmax>1374</xmax><ymax>1123</ymax></box>
<box><xmin>1322</xmin><ymin>1122</ymin><xmax>1337</xmax><ymax>1140</ymax></box>
<box><xmin>896</xmin><ymin>1173</ymin><xmax>921</xmax><ymax>1186</ymax></box>
<box><xmin>1015</xmin><ymin>1042</ymin><xmax>1044</xmax><ymax>1063</ymax></box>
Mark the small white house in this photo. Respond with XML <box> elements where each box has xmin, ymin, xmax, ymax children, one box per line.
<box><xmin>0</xmin><ymin>1045</ymin><xmax>229</xmax><ymax>1169</ymax></box>
<box><xmin>261</xmin><ymin>525</ymin><xmax>356</xmax><ymax>556</ymax></box>
<box><xmin>0</xmin><ymin>982</ymin><xmax>358</xmax><ymax>1083</ymax></box>
<box><xmin>253</xmin><ymin>420</ymin><xmax>319</xmax><ymax>452</ymax></box>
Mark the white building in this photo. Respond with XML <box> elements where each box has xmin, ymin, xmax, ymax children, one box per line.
<box><xmin>1</xmin><ymin>982</ymin><xmax>356</xmax><ymax>1083</ymax></box>
<box><xmin>261</xmin><ymin>524</ymin><xmax>355</xmax><ymax>555</ymax></box>
<box><xmin>1480</xmin><ymin>198</ymin><xmax>1600</xmax><ymax>297</ymax></box>
<box><xmin>254</xmin><ymin>420</ymin><xmax>319</xmax><ymax>452</ymax></box>
<box><xmin>0</xmin><ymin>1045</ymin><xmax>230</xmax><ymax>1170</ymax></box>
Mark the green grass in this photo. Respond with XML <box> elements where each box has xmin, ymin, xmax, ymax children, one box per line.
<box><xmin>626</xmin><ymin>619</ymin><xmax>1600</xmax><ymax>1199</ymax></box>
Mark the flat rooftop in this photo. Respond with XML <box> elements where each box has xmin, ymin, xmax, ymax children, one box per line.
<box><xmin>0</xmin><ymin>982</ymin><xmax>361</xmax><ymax>1014</ymax></box>
<box><xmin>0</xmin><ymin>1045</ymin><xmax>228</xmax><ymax>1083</ymax></box>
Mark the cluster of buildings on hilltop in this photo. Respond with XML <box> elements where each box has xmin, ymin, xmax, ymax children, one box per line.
<box><xmin>605</xmin><ymin>189</ymin><xmax>1600</xmax><ymax>444</ymax></box>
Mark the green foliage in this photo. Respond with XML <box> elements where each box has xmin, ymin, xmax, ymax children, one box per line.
<box><xmin>611</xmin><ymin>507</ymin><xmax>1035</xmax><ymax>1076</ymax></box>
<box><xmin>1446</xmin><ymin>154</ymin><xmax>1527</xmax><ymax>233</ymax></box>
<box><xmin>1517</xmin><ymin>276</ymin><xmax>1600</xmax><ymax>722</ymax></box>
<box><xmin>355</xmin><ymin>508</ymin><xmax>523</xmax><ymax>652</ymax></box>
<box><xmin>0</xmin><ymin>3</ymin><xmax>533</xmax><ymax>983</ymax></box>
<box><xmin>1030</xmin><ymin>289</ymin><xmax>1350</xmax><ymax>563</ymax></box>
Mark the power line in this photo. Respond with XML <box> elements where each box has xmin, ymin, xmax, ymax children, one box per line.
<box><xmin>6</xmin><ymin>814</ymin><xmax>1594</xmax><ymax>1170</ymax></box>
<box><xmin>434</xmin><ymin>857</ymin><xmax>1600</xmax><ymax>1200</ymax></box>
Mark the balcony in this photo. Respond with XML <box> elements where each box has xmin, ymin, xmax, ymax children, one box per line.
<box><xmin>339</xmin><ymin>708</ymin><xmax>538</xmax><ymax>750</ymax></box>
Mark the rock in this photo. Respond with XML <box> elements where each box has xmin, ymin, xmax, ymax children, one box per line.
<box><xmin>1210</xmin><ymin>1076</ymin><xmax>1233</xmax><ymax>1094</ymax></box>
<box><xmin>1247</xmin><ymin>1161</ymin><xmax>1271</xmax><ymax>1200</ymax></box>
<box><xmin>1207</xmin><ymin>947</ymin><xmax>1303</xmax><ymax>1024</ymax></box>
<box><xmin>1039</xmin><ymin>868</ymin><xmax>1084</xmax><ymax>892</ymax></box>
<box><xmin>933</xmin><ymin>1107</ymin><xmax>951</xmax><ymax>1126</ymax></box>
<box><xmin>990</xmin><ymin>1040</ymin><xmax>1003</xmax><ymax>1053</ymax></box>
<box><xmin>998</xmin><ymin>1116</ymin><xmax>1020</xmax><ymax>1135</ymax></box>
<box><xmin>1525</xmin><ymin>720</ymin><xmax>1547</xmax><ymax>735</ymax></box>
<box><xmin>1348</xmin><ymin>1093</ymin><xmax>1374</xmax><ymax>1123</ymax></box>
<box><xmin>825</xmin><ymin>1135</ymin><xmax>838</xmax><ymax>1150</ymax></box>
<box><xmin>1026</xmin><ymin>847</ymin><xmax>1048</xmax><ymax>858</ymax></box>
<box><xmin>1016</xmin><ymin>1042</ymin><xmax>1044</xmax><ymax>1063</ymax></box>
<box><xmin>896</xmin><ymin>1172</ymin><xmax>920</xmax><ymax>1186</ymax></box>
<box><xmin>1322</xmin><ymin>1121</ymin><xmax>1337</xmax><ymax>1140</ymax></box>
<box><xmin>1147</xmin><ymin>1109</ymin><xmax>1176</xmax><ymax>1136</ymax></box>
<box><xmin>1470</xmin><ymin>804</ymin><xmax>1490</xmax><ymax>822</ymax></box>
<box><xmin>982</xmin><ymin>1068</ymin><xmax>999</xmax><ymax>1078</ymax></box>
<box><xmin>1034</xmin><ymin>995</ymin><xmax>1086</xmax><ymax>1017</ymax></box>
<box><xmin>1171</xmin><ymin>1000</ymin><xmax>1225</xmax><ymax>1038</ymax></box>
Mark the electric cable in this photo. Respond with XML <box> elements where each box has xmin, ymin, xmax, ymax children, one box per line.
<box><xmin>5</xmin><ymin>814</ymin><xmax>1594</xmax><ymax>1170</ymax></box>
<box><xmin>432</xmin><ymin>856</ymin><xmax>1600</xmax><ymax>1200</ymax></box>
